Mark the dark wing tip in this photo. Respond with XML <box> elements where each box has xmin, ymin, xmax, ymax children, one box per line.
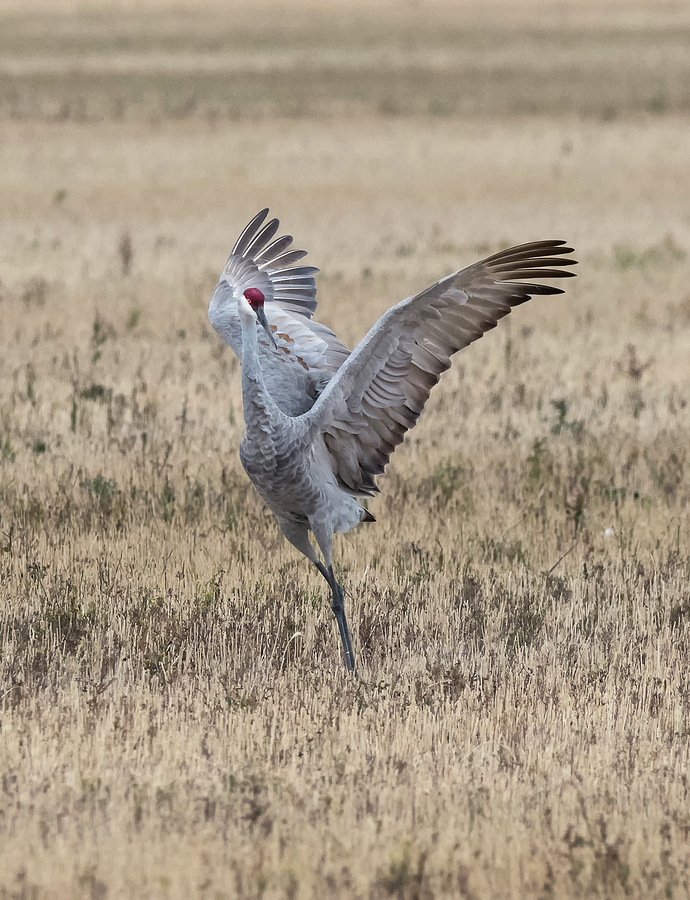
<box><xmin>489</xmin><ymin>241</ymin><xmax>578</xmax><ymax>297</ymax></box>
<box><xmin>545</xmin><ymin>241</ymin><xmax>575</xmax><ymax>251</ymax></box>
<box><xmin>524</xmin><ymin>284</ymin><xmax>566</xmax><ymax>296</ymax></box>
<box><xmin>232</xmin><ymin>208</ymin><xmax>272</xmax><ymax>257</ymax></box>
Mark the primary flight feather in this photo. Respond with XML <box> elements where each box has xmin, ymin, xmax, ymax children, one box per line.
<box><xmin>209</xmin><ymin>208</ymin><xmax>577</xmax><ymax>671</ymax></box>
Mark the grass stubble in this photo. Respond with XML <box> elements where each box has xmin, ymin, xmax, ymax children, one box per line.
<box><xmin>1</xmin><ymin>1</ymin><xmax>690</xmax><ymax>897</ymax></box>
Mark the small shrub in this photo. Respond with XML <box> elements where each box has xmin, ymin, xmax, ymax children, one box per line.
<box><xmin>81</xmin><ymin>475</ymin><xmax>120</xmax><ymax>517</ymax></box>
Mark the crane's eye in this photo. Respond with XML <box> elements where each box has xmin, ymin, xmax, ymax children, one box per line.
<box><xmin>244</xmin><ymin>288</ymin><xmax>265</xmax><ymax>308</ymax></box>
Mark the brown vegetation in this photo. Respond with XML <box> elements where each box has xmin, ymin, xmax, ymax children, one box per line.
<box><xmin>1</xmin><ymin>1</ymin><xmax>689</xmax><ymax>897</ymax></box>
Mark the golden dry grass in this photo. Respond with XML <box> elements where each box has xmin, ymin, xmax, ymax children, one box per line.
<box><xmin>1</xmin><ymin>2</ymin><xmax>690</xmax><ymax>898</ymax></box>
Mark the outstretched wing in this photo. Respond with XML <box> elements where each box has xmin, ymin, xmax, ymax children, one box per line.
<box><xmin>208</xmin><ymin>209</ymin><xmax>350</xmax><ymax>415</ymax></box>
<box><xmin>308</xmin><ymin>241</ymin><xmax>578</xmax><ymax>496</ymax></box>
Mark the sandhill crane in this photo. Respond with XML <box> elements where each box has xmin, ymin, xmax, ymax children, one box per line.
<box><xmin>209</xmin><ymin>209</ymin><xmax>577</xmax><ymax>671</ymax></box>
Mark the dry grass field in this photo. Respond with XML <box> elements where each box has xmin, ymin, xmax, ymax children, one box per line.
<box><xmin>1</xmin><ymin>1</ymin><xmax>690</xmax><ymax>897</ymax></box>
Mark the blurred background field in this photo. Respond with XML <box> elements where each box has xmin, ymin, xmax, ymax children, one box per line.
<box><xmin>1</xmin><ymin>1</ymin><xmax>690</xmax><ymax>898</ymax></box>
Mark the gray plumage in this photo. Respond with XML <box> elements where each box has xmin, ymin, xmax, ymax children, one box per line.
<box><xmin>209</xmin><ymin>209</ymin><xmax>349</xmax><ymax>415</ymax></box>
<box><xmin>209</xmin><ymin>209</ymin><xmax>578</xmax><ymax>671</ymax></box>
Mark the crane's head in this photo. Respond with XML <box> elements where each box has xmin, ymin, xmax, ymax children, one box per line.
<box><xmin>242</xmin><ymin>288</ymin><xmax>276</xmax><ymax>348</ymax></box>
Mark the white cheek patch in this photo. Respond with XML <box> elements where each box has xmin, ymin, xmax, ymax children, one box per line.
<box><xmin>441</xmin><ymin>287</ymin><xmax>468</xmax><ymax>305</ymax></box>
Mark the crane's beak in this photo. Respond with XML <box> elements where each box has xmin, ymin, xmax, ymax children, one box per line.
<box><xmin>255</xmin><ymin>306</ymin><xmax>277</xmax><ymax>349</ymax></box>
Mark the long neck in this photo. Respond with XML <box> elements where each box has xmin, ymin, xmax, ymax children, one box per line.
<box><xmin>239</xmin><ymin>312</ymin><xmax>281</xmax><ymax>433</ymax></box>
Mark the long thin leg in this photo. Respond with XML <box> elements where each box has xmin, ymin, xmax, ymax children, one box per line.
<box><xmin>315</xmin><ymin>561</ymin><xmax>356</xmax><ymax>673</ymax></box>
<box><xmin>278</xmin><ymin>517</ymin><xmax>356</xmax><ymax>673</ymax></box>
